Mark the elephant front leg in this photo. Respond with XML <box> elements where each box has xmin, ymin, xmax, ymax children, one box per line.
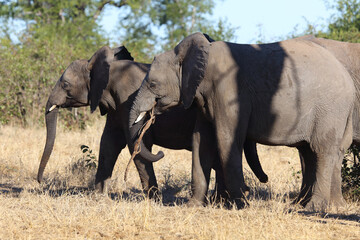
<box><xmin>133</xmin><ymin>156</ymin><xmax>158</xmax><ymax>199</ymax></box>
<box><xmin>95</xmin><ymin>126</ymin><xmax>126</xmax><ymax>194</ymax></box>
<box><xmin>215</xmin><ymin>116</ymin><xmax>249</xmax><ymax>208</ymax></box>
<box><xmin>188</xmin><ymin>115</ymin><xmax>215</xmax><ymax>206</ymax></box>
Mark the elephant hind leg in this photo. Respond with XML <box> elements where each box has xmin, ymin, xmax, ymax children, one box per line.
<box><xmin>330</xmin><ymin>114</ymin><xmax>352</xmax><ymax>208</ymax></box>
<box><xmin>330</xmin><ymin>158</ymin><xmax>346</xmax><ymax>207</ymax></box>
<box><xmin>294</xmin><ymin>144</ymin><xmax>317</xmax><ymax>206</ymax></box>
<box><xmin>305</xmin><ymin>148</ymin><xmax>344</xmax><ymax>212</ymax></box>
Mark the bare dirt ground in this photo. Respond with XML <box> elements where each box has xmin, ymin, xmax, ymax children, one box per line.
<box><xmin>0</xmin><ymin>121</ymin><xmax>359</xmax><ymax>239</ymax></box>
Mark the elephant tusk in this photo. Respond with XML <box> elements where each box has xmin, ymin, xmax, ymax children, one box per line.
<box><xmin>135</xmin><ymin>111</ymin><xmax>147</xmax><ymax>123</ymax></box>
<box><xmin>48</xmin><ymin>105</ymin><xmax>57</xmax><ymax>113</ymax></box>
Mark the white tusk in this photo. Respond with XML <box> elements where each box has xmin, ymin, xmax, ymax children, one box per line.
<box><xmin>135</xmin><ymin>112</ymin><xmax>147</xmax><ymax>123</ymax></box>
<box><xmin>48</xmin><ymin>105</ymin><xmax>57</xmax><ymax>112</ymax></box>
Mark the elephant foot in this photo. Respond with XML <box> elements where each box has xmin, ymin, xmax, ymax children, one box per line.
<box><xmin>304</xmin><ymin>196</ymin><xmax>329</xmax><ymax>212</ymax></box>
<box><xmin>186</xmin><ymin>198</ymin><xmax>206</xmax><ymax>207</ymax></box>
<box><xmin>208</xmin><ymin>190</ymin><xmax>230</xmax><ymax>205</ymax></box>
<box><xmin>145</xmin><ymin>187</ymin><xmax>161</xmax><ymax>202</ymax></box>
<box><xmin>330</xmin><ymin>196</ymin><xmax>346</xmax><ymax>210</ymax></box>
<box><xmin>94</xmin><ymin>178</ymin><xmax>110</xmax><ymax>194</ymax></box>
<box><xmin>220</xmin><ymin>197</ymin><xmax>248</xmax><ymax>210</ymax></box>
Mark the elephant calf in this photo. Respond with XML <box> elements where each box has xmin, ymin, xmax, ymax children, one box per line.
<box><xmin>130</xmin><ymin>32</ymin><xmax>355</xmax><ymax>211</ymax></box>
<box><xmin>38</xmin><ymin>45</ymin><xmax>268</xmax><ymax>202</ymax></box>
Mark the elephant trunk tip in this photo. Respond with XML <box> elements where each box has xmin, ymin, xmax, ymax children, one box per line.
<box><xmin>148</xmin><ymin>150</ymin><xmax>164</xmax><ymax>162</ymax></box>
<box><xmin>37</xmin><ymin>172</ymin><xmax>43</xmax><ymax>183</ymax></box>
<box><xmin>259</xmin><ymin>174</ymin><xmax>269</xmax><ymax>183</ymax></box>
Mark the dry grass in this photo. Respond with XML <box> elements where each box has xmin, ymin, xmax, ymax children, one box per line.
<box><xmin>0</xmin><ymin>121</ymin><xmax>359</xmax><ymax>239</ymax></box>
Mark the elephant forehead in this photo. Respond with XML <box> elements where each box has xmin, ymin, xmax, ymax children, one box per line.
<box><xmin>150</xmin><ymin>60</ymin><xmax>175</xmax><ymax>79</ymax></box>
<box><xmin>63</xmin><ymin>60</ymin><xmax>86</xmax><ymax>81</ymax></box>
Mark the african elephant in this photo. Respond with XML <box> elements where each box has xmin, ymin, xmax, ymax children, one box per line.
<box><xmin>129</xmin><ymin>32</ymin><xmax>355</xmax><ymax>211</ymax></box>
<box><xmin>37</xmin><ymin>44</ymin><xmax>268</xmax><ymax>200</ymax></box>
<box><xmin>301</xmin><ymin>36</ymin><xmax>360</xmax><ymax>144</ymax></box>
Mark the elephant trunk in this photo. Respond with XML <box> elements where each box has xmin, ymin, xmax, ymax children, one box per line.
<box><xmin>129</xmin><ymin>86</ymin><xmax>164</xmax><ymax>162</ymax></box>
<box><xmin>129</xmin><ymin>117</ymin><xmax>164</xmax><ymax>162</ymax></box>
<box><xmin>37</xmin><ymin>100</ymin><xmax>59</xmax><ymax>183</ymax></box>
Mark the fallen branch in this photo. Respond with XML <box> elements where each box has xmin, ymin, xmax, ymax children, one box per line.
<box><xmin>124</xmin><ymin>104</ymin><xmax>156</xmax><ymax>182</ymax></box>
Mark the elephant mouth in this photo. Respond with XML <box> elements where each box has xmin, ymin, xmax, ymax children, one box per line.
<box><xmin>47</xmin><ymin>105</ymin><xmax>58</xmax><ymax>113</ymax></box>
<box><xmin>134</xmin><ymin>100</ymin><xmax>179</xmax><ymax>124</ymax></box>
<box><xmin>135</xmin><ymin>111</ymin><xmax>147</xmax><ymax>123</ymax></box>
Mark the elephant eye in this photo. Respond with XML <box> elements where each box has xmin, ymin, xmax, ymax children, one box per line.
<box><xmin>62</xmin><ymin>81</ymin><xmax>70</xmax><ymax>89</ymax></box>
<box><xmin>149</xmin><ymin>82</ymin><xmax>156</xmax><ymax>89</ymax></box>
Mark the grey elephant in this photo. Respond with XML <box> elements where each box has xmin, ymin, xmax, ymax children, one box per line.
<box><xmin>129</xmin><ymin>32</ymin><xmax>355</xmax><ymax>211</ymax></box>
<box><xmin>241</xmin><ymin>36</ymin><xmax>360</xmax><ymax>206</ymax></box>
<box><xmin>37</xmin><ymin>44</ymin><xmax>267</xmax><ymax>200</ymax></box>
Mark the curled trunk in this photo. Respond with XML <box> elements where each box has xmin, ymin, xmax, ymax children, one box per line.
<box><xmin>129</xmin><ymin>87</ymin><xmax>164</xmax><ymax>162</ymax></box>
<box><xmin>129</xmin><ymin>116</ymin><xmax>164</xmax><ymax>162</ymax></box>
<box><xmin>37</xmin><ymin>101</ymin><xmax>59</xmax><ymax>183</ymax></box>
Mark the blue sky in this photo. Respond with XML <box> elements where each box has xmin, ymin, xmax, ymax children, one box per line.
<box><xmin>100</xmin><ymin>0</ymin><xmax>336</xmax><ymax>44</ymax></box>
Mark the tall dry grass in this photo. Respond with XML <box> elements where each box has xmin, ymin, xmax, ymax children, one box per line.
<box><xmin>0</xmin><ymin>121</ymin><xmax>359</xmax><ymax>239</ymax></box>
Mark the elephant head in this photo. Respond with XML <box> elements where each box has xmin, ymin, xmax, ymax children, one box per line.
<box><xmin>37</xmin><ymin>46</ymin><xmax>133</xmax><ymax>183</ymax></box>
<box><xmin>129</xmin><ymin>33</ymin><xmax>211</xmax><ymax>161</ymax></box>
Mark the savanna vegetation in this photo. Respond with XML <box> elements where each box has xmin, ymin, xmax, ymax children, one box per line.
<box><xmin>0</xmin><ymin>0</ymin><xmax>359</xmax><ymax>239</ymax></box>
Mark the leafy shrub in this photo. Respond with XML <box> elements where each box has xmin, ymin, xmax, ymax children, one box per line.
<box><xmin>0</xmin><ymin>37</ymin><xmax>102</xmax><ymax>127</ymax></box>
<box><xmin>342</xmin><ymin>145</ymin><xmax>360</xmax><ymax>200</ymax></box>
<box><xmin>78</xmin><ymin>145</ymin><xmax>98</xmax><ymax>171</ymax></box>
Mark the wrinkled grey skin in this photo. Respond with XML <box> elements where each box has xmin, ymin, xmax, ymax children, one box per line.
<box><xmin>288</xmin><ymin>36</ymin><xmax>360</xmax><ymax>206</ymax></box>
<box><xmin>301</xmin><ymin>36</ymin><xmax>360</xmax><ymax>143</ymax></box>
<box><xmin>38</xmin><ymin>45</ymin><xmax>268</xmax><ymax>199</ymax></box>
<box><xmin>129</xmin><ymin>32</ymin><xmax>355</xmax><ymax>211</ymax></box>
<box><xmin>38</xmin><ymin>46</ymin><xmax>163</xmax><ymax>196</ymax></box>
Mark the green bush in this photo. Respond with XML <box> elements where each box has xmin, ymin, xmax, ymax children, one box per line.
<box><xmin>0</xmin><ymin>36</ymin><xmax>101</xmax><ymax>127</ymax></box>
<box><xmin>342</xmin><ymin>145</ymin><xmax>360</xmax><ymax>200</ymax></box>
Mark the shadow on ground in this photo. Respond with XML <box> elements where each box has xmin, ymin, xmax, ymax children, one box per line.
<box><xmin>0</xmin><ymin>182</ymin><xmax>188</xmax><ymax>206</ymax></box>
<box><xmin>1</xmin><ymin>182</ymin><xmax>359</xmax><ymax>226</ymax></box>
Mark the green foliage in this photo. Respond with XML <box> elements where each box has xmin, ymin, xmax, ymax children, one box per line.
<box><xmin>120</xmin><ymin>0</ymin><xmax>237</xmax><ymax>62</ymax></box>
<box><xmin>0</xmin><ymin>35</ymin><xmax>100</xmax><ymax>126</ymax></box>
<box><xmin>0</xmin><ymin>0</ymin><xmax>111</xmax><ymax>126</ymax></box>
<box><xmin>342</xmin><ymin>145</ymin><xmax>360</xmax><ymax>199</ymax></box>
<box><xmin>79</xmin><ymin>145</ymin><xmax>98</xmax><ymax>170</ymax></box>
<box><xmin>0</xmin><ymin>0</ymin><xmax>237</xmax><ymax>125</ymax></box>
<box><xmin>316</xmin><ymin>0</ymin><xmax>360</xmax><ymax>42</ymax></box>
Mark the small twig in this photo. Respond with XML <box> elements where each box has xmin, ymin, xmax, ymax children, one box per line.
<box><xmin>124</xmin><ymin>103</ymin><xmax>156</xmax><ymax>182</ymax></box>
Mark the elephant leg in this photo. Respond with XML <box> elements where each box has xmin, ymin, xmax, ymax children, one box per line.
<box><xmin>95</xmin><ymin>123</ymin><xmax>126</xmax><ymax>193</ymax></box>
<box><xmin>212</xmin><ymin>159</ymin><xmax>228</xmax><ymax>201</ymax></box>
<box><xmin>243</xmin><ymin>140</ymin><xmax>268</xmax><ymax>183</ymax></box>
<box><xmin>127</xmin><ymin>129</ymin><xmax>158</xmax><ymax>199</ymax></box>
<box><xmin>305</xmin><ymin>149</ymin><xmax>342</xmax><ymax>211</ymax></box>
<box><xmin>133</xmin><ymin>154</ymin><xmax>158</xmax><ymax>199</ymax></box>
<box><xmin>330</xmin><ymin>156</ymin><xmax>346</xmax><ymax>207</ymax></box>
<box><xmin>294</xmin><ymin>144</ymin><xmax>317</xmax><ymax>206</ymax></box>
<box><xmin>188</xmin><ymin>113</ymin><xmax>215</xmax><ymax>206</ymax></box>
<box><xmin>214</xmin><ymin>116</ymin><xmax>249</xmax><ymax>208</ymax></box>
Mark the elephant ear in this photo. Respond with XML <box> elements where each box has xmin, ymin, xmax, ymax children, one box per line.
<box><xmin>113</xmin><ymin>46</ymin><xmax>134</xmax><ymax>61</ymax></box>
<box><xmin>87</xmin><ymin>46</ymin><xmax>115</xmax><ymax>113</ymax></box>
<box><xmin>203</xmin><ymin>33</ymin><xmax>215</xmax><ymax>43</ymax></box>
<box><xmin>176</xmin><ymin>32</ymin><xmax>210</xmax><ymax>109</ymax></box>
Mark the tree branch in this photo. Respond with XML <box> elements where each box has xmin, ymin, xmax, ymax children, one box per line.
<box><xmin>93</xmin><ymin>0</ymin><xmax>129</xmax><ymax>20</ymax></box>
